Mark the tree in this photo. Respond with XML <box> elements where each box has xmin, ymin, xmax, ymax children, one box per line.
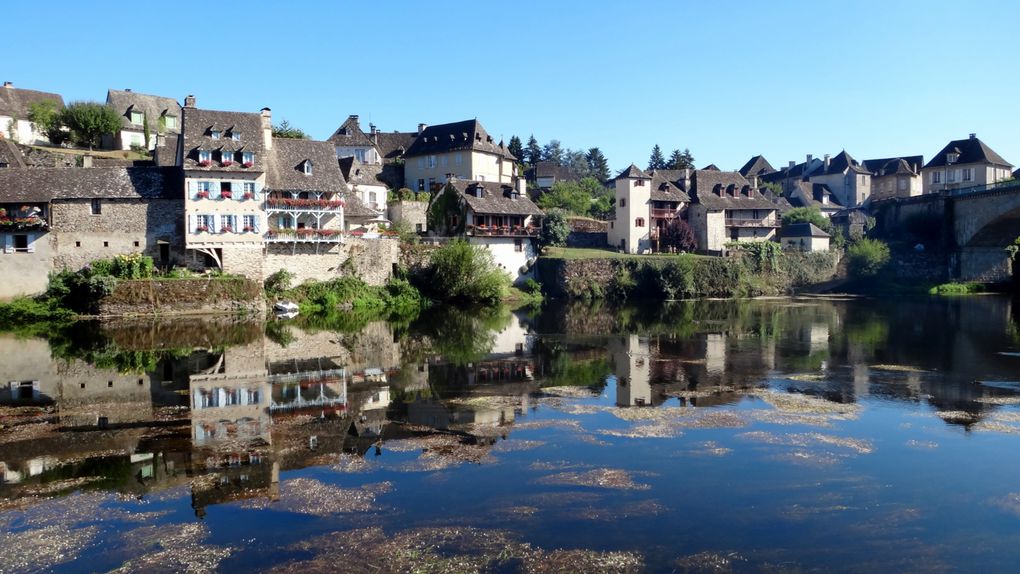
<box><xmin>564</xmin><ymin>148</ymin><xmax>589</xmax><ymax>178</ymax></box>
<box><xmin>667</xmin><ymin>148</ymin><xmax>695</xmax><ymax>169</ymax></box>
<box><xmin>508</xmin><ymin>135</ymin><xmax>523</xmax><ymax>162</ymax></box>
<box><xmin>540</xmin><ymin>209</ymin><xmax>570</xmax><ymax>247</ymax></box>
<box><xmin>525</xmin><ymin>134</ymin><xmax>542</xmax><ymax>166</ymax></box>
<box><xmin>27</xmin><ymin>100</ymin><xmax>66</xmax><ymax>145</ymax></box>
<box><xmin>586</xmin><ymin>147</ymin><xmax>610</xmax><ymax>182</ymax></box>
<box><xmin>847</xmin><ymin>239</ymin><xmax>890</xmax><ymax>277</ymax></box>
<box><xmin>425</xmin><ymin>240</ymin><xmax>508</xmax><ymax>304</ymax></box>
<box><xmin>648</xmin><ymin>144</ymin><xmax>666</xmax><ymax>171</ymax></box>
<box><xmin>661</xmin><ymin>219</ymin><xmax>698</xmax><ymax>253</ymax></box>
<box><xmin>142</xmin><ymin>112</ymin><xmax>151</xmax><ymax>150</ymax></box>
<box><xmin>60</xmin><ymin>101</ymin><xmax>121</xmax><ymax>149</ymax></box>
<box><xmin>272</xmin><ymin>120</ymin><xmax>308</xmax><ymax>139</ymax></box>
<box><xmin>537</xmin><ymin>181</ymin><xmax>590</xmax><ymax>215</ymax></box>
<box><xmin>781</xmin><ymin>206</ymin><xmax>832</xmax><ymax>233</ymax></box>
<box><xmin>542</xmin><ymin>139</ymin><xmax>563</xmax><ymax>165</ymax></box>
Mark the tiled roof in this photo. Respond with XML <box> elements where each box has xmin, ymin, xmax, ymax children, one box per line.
<box><xmin>404</xmin><ymin>120</ymin><xmax>515</xmax><ymax>160</ymax></box>
<box><xmin>0</xmin><ymin>167</ymin><xmax>181</xmax><ymax>203</ymax></box>
<box><xmin>649</xmin><ymin>170</ymin><xmax>691</xmax><ymax>202</ymax></box>
<box><xmin>738</xmin><ymin>155</ymin><xmax>776</xmax><ymax>177</ymax></box>
<box><xmin>701</xmin><ymin>164</ymin><xmax>721</xmax><ymax>171</ymax></box>
<box><xmin>106</xmin><ymin>89</ymin><xmax>181</xmax><ymax>133</ymax></box>
<box><xmin>784</xmin><ymin>222</ymin><xmax>830</xmax><ymax>238</ymax></box>
<box><xmin>0</xmin><ymin>140</ymin><xmax>26</xmax><ymax>168</ymax></box>
<box><xmin>526</xmin><ymin>161</ymin><xmax>576</xmax><ymax>183</ymax></box>
<box><xmin>266</xmin><ymin>138</ymin><xmax>349</xmax><ymax>194</ymax></box>
<box><xmin>924</xmin><ymin>135</ymin><xmax>1012</xmax><ymax>169</ymax></box>
<box><xmin>820</xmin><ymin>151</ymin><xmax>870</xmax><ymax>176</ymax></box>
<box><xmin>339</xmin><ymin>157</ymin><xmax>386</xmax><ymax>187</ymax></box>
<box><xmin>328</xmin><ymin>115</ymin><xmax>375</xmax><ymax>148</ymax></box>
<box><xmin>341</xmin><ymin>191</ymin><xmax>379</xmax><ymax>217</ymax></box>
<box><xmin>690</xmin><ymin>170</ymin><xmax>778</xmax><ymax>210</ymax></box>
<box><xmin>154</xmin><ymin>133</ymin><xmax>179</xmax><ymax>167</ymax></box>
<box><xmin>0</xmin><ymin>84</ymin><xmax>64</xmax><ymax>118</ymax></box>
<box><xmin>181</xmin><ymin>107</ymin><xmax>267</xmax><ymax>172</ymax></box>
<box><xmin>862</xmin><ymin>155</ymin><xmax>923</xmax><ymax>176</ymax></box>
<box><xmin>617</xmin><ymin>164</ymin><xmax>651</xmax><ymax>179</ymax></box>
<box><xmin>789</xmin><ymin>182</ymin><xmax>843</xmax><ymax>210</ymax></box>
<box><xmin>451</xmin><ymin>180</ymin><xmax>543</xmax><ymax>216</ymax></box>
<box><xmin>373</xmin><ymin>131</ymin><xmax>417</xmax><ymax>162</ymax></box>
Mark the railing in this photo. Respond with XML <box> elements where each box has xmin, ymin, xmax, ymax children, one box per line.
<box><xmin>650</xmin><ymin>208</ymin><xmax>678</xmax><ymax>219</ymax></box>
<box><xmin>467</xmin><ymin>225</ymin><xmax>539</xmax><ymax>237</ymax></box>
<box><xmin>266</xmin><ymin>229</ymin><xmax>345</xmax><ymax>242</ymax></box>
<box><xmin>265</xmin><ymin>198</ymin><xmax>345</xmax><ymax>212</ymax></box>
<box><xmin>725</xmin><ymin>218</ymin><xmax>779</xmax><ymax>228</ymax></box>
<box><xmin>947</xmin><ymin>178</ymin><xmax>1020</xmax><ymax>197</ymax></box>
<box><xmin>192</xmin><ymin>192</ymin><xmax>258</xmax><ymax>202</ymax></box>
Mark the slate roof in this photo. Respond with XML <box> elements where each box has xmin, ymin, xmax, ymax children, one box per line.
<box><xmin>820</xmin><ymin>151</ymin><xmax>870</xmax><ymax>175</ymax></box>
<box><xmin>0</xmin><ymin>167</ymin><xmax>181</xmax><ymax>203</ymax></box>
<box><xmin>0</xmin><ymin>84</ymin><xmax>64</xmax><ymax>118</ymax></box>
<box><xmin>404</xmin><ymin>120</ymin><xmax>515</xmax><ymax>160</ymax></box>
<box><xmin>328</xmin><ymin>115</ymin><xmax>375</xmax><ymax>148</ymax></box>
<box><xmin>617</xmin><ymin>164</ymin><xmax>651</xmax><ymax>179</ymax></box>
<box><xmin>701</xmin><ymin>164</ymin><xmax>721</xmax><ymax>171</ymax></box>
<box><xmin>784</xmin><ymin>222</ymin><xmax>830</xmax><ymax>238</ymax></box>
<box><xmin>106</xmin><ymin>89</ymin><xmax>181</xmax><ymax>133</ymax></box>
<box><xmin>338</xmin><ymin>157</ymin><xmax>385</xmax><ymax>187</ymax></box>
<box><xmin>862</xmin><ymin>155</ymin><xmax>923</xmax><ymax>176</ymax></box>
<box><xmin>266</xmin><ymin>138</ymin><xmax>349</xmax><ymax>194</ymax></box>
<box><xmin>341</xmin><ymin>191</ymin><xmax>379</xmax><ymax>217</ymax></box>
<box><xmin>924</xmin><ymin>135</ymin><xmax>1013</xmax><ymax>169</ymax></box>
<box><xmin>649</xmin><ymin>170</ymin><xmax>691</xmax><ymax>202</ymax></box>
<box><xmin>0</xmin><ymin>140</ymin><xmax>26</xmax><ymax>168</ymax></box>
<box><xmin>373</xmin><ymin>131</ymin><xmax>417</xmax><ymax>162</ymax></box>
<box><xmin>154</xmin><ymin>133</ymin><xmax>180</xmax><ymax>167</ymax></box>
<box><xmin>181</xmin><ymin>107</ymin><xmax>266</xmax><ymax>172</ymax></box>
<box><xmin>690</xmin><ymin>170</ymin><xmax>778</xmax><ymax>210</ymax></box>
<box><xmin>789</xmin><ymin>182</ymin><xmax>843</xmax><ymax>210</ymax></box>
<box><xmin>526</xmin><ymin>161</ymin><xmax>576</xmax><ymax>183</ymax></box>
<box><xmin>738</xmin><ymin>155</ymin><xmax>776</xmax><ymax>178</ymax></box>
<box><xmin>451</xmin><ymin>180</ymin><xmax>543</xmax><ymax>216</ymax></box>
<box><xmin>1014</xmin><ymin>168</ymin><xmax>1020</xmax><ymax>179</ymax></box>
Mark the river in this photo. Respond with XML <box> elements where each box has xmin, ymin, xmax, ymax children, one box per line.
<box><xmin>2</xmin><ymin>296</ymin><xmax>1020</xmax><ymax>572</ymax></box>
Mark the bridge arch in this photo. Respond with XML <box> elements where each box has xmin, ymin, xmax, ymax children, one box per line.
<box><xmin>953</xmin><ymin>187</ymin><xmax>1020</xmax><ymax>281</ymax></box>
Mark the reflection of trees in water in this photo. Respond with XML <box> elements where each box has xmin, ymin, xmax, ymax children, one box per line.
<box><xmin>401</xmin><ymin>306</ymin><xmax>512</xmax><ymax>366</ymax></box>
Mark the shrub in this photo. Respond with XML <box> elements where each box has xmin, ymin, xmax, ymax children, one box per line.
<box><xmin>424</xmin><ymin>240</ymin><xmax>508</xmax><ymax>304</ymax></box>
<box><xmin>264</xmin><ymin>269</ymin><xmax>294</xmax><ymax>297</ymax></box>
<box><xmin>847</xmin><ymin>239</ymin><xmax>890</xmax><ymax>277</ymax></box>
<box><xmin>782</xmin><ymin>206</ymin><xmax>833</xmax><ymax>234</ymax></box>
<box><xmin>540</xmin><ymin>209</ymin><xmax>570</xmax><ymax>247</ymax></box>
<box><xmin>522</xmin><ymin>278</ymin><xmax>542</xmax><ymax>295</ymax></box>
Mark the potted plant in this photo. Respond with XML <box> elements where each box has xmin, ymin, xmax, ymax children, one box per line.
<box><xmin>222</xmin><ymin>160</ymin><xmax>234</xmax><ymax>167</ymax></box>
<box><xmin>243</xmin><ymin>225</ymin><xmax>255</xmax><ymax>233</ymax></box>
<box><xmin>243</xmin><ymin>192</ymin><xmax>254</xmax><ymax>201</ymax></box>
<box><xmin>196</xmin><ymin>225</ymin><xmax>209</xmax><ymax>233</ymax></box>
<box><xmin>196</xmin><ymin>190</ymin><xmax>210</xmax><ymax>199</ymax></box>
<box><xmin>221</xmin><ymin>225</ymin><xmax>233</xmax><ymax>233</ymax></box>
<box><xmin>220</xmin><ymin>191</ymin><xmax>232</xmax><ymax>199</ymax></box>
<box><xmin>198</xmin><ymin>160</ymin><xmax>211</xmax><ymax>167</ymax></box>
<box><xmin>242</xmin><ymin>161</ymin><xmax>253</xmax><ymax>168</ymax></box>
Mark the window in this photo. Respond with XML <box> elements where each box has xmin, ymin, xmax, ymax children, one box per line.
<box><xmin>303</xmin><ymin>160</ymin><xmax>313</xmax><ymax>175</ymax></box>
<box><xmin>231</xmin><ymin>131</ymin><xmax>240</xmax><ymax>141</ymax></box>
<box><xmin>221</xmin><ymin>150</ymin><xmax>234</xmax><ymax>164</ymax></box>
<box><xmin>220</xmin><ymin>215</ymin><xmax>236</xmax><ymax>232</ymax></box>
<box><xmin>963</xmin><ymin>168</ymin><xmax>972</xmax><ymax>182</ymax></box>
<box><xmin>354</xmin><ymin>149</ymin><xmax>366</xmax><ymax>162</ymax></box>
<box><xmin>195</xmin><ymin>214</ymin><xmax>214</xmax><ymax>232</ymax></box>
<box><xmin>130</xmin><ymin>111</ymin><xmax>143</xmax><ymax>125</ymax></box>
<box><xmin>198</xmin><ymin>150</ymin><xmax>212</xmax><ymax>163</ymax></box>
<box><xmin>514</xmin><ymin>239</ymin><xmax>523</xmax><ymax>252</ymax></box>
<box><xmin>635</xmin><ymin>218</ymin><xmax>645</xmax><ymax>227</ymax></box>
<box><xmin>75</xmin><ymin>241</ymin><xmax>81</xmax><ymax>247</ymax></box>
<box><xmin>243</xmin><ymin>214</ymin><xmax>257</xmax><ymax>232</ymax></box>
<box><xmin>455</xmin><ymin>154</ymin><xmax>462</xmax><ymax>166</ymax></box>
<box><xmin>133</xmin><ymin>241</ymin><xmax>140</xmax><ymax>247</ymax></box>
<box><xmin>242</xmin><ymin>151</ymin><xmax>254</xmax><ymax>165</ymax></box>
<box><xmin>947</xmin><ymin>152</ymin><xmax>959</xmax><ymax>164</ymax></box>
<box><xmin>898</xmin><ymin>178</ymin><xmax>907</xmax><ymax>191</ymax></box>
<box><xmin>415</xmin><ymin>223</ymin><xmax>423</xmax><ymax>233</ymax></box>
<box><xmin>428</xmin><ymin>177</ymin><xmax>436</xmax><ymax>190</ymax></box>
<box><xmin>369</xmin><ymin>191</ymin><xmax>377</xmax><ymax>205</ymax></box>
<box><xmin>947</xmin><ymin>169</ymin><xmax>956</xmax><ymax>183</ymax></box>
<box><xmin>635</xmin><ymin>179</ymin><xmax>645</xmax><ymax>187</ymax></box>
<box><xmin>243</xmin><ymin>182</ymin><xmax>256</xmax><ymax>194</ymax></box>
<box><xmin>211</xmin><ymin>130</ymin><xmax>221</xmax><ymax>139</ymax></box>
<box><xmin>13</xmin><ymin>234</ymin><xmax>28</xmax><ymax>252</ymax></box>
<box><xmin>427</xmin><ymin>155</ymin><xmax>437</xmax><ymax>169</ymax></box>
<box><xmin>619</xmin><ymin>198</ymin><xmax>626</xmax><ymax>208</ymax></box>
<box><xmin>91</xmin><ymin>199</ymin><xmax>102</xmax><ymax>215</ymax></box>
<box><xmin>441</xmin><ymin>156</ymin><xmax>448</xmax><ymax>168</ymax></box>
<box><xmin>163</xmin><ymin>115</ymin><xmax>177</xmax><ymax>129</ymax></box>
<box><xmin>932</xmin><ymin>171</ymin><xmax>941</xmax><ymax>184</ymax></box>
<box><xmin>417</xmin><ymin>179</ymin><xmax>425</xmax><ymax>191</ymax></box>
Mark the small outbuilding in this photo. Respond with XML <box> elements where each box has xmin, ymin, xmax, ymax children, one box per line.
<box><xmin>782</xmin><ymin>222</ymin><xmax>830</xmax><ymax>252</ymax></box>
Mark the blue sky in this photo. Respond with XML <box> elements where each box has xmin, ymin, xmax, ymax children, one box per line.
<box><xmin>6</xmin><ymin>0</ymin><xmax>1018</xmax><ymax>174</ymax></box>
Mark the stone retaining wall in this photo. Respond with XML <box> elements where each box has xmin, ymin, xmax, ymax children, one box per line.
<box><xmin>98</xmin><ymin>278</ymin><xmax>263</xmax><ymax>317</ymax></box>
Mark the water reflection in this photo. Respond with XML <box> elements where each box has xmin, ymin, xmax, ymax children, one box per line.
<box><xmin>2</xmin><ymin>296</ymin><xmax>1020</xmax><ymax>571</ymax></box>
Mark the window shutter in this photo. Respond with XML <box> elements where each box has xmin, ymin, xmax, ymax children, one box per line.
<box><xmin>26</xmin><ymin>234</ymin><xmax>34</xmax><ymax>253</ymax></box>
<box><xmin>188</xmin><ymin>215</ymin><xmax>195</xmax><ymax>233</ymax></box>
<box><xmin>3</xmin><ymin>235</ymin><xmax>12</xmax><ymax>254</ymax></box>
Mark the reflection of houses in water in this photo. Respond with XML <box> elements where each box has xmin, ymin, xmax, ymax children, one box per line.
<box><xmin>609</xmin><ymin>334</ymin><xmax>653</xmax><ymax>407</ymax></box>
<box><xmin>407</xmin><ymin>399</ymin><xmax>515</xmax><ymax>430</ymax></box>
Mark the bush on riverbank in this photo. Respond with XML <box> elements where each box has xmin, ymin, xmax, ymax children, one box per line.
<box><xmin>847</xmin><ymin>239</ymin><xmax>890</xmax><ymax>277</ymax></box>
<box><xmin>415</xmin><ymin>240</ymin><xmax>509</xmax><ymax>304</ymax></box>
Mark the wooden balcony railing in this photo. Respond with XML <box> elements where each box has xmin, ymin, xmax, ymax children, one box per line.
<box><xmin>725</xmin><ymin>218</ymin><xmax>779</xmax><ymax>228</ymax></box>
<box><xmin>467</xmin><ymin>225</ymin><xmax>539</xmax><ymax>237</ymax></box>
<box><xmin>650</xmin><ymin>208</ymin><xmax>678</xmax><ymax>219</ymax></box>
<box><xmin>266</xmin><ymin>198</ymin><xmax>345</xmax><ymax>212</ymax></box>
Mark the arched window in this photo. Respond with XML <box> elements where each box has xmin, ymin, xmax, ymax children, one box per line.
<box><xmin>635</xmin><ymin>218</ymin><xmax>645</xmax><ymax>227</ymax></box>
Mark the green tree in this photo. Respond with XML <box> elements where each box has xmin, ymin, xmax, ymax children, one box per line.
<box><xmin>781</xmin><ymin>206</ymin><xmax>833</xmax><ymax>233</ymax></box>
<box><xmin>537</xmin><ymin>181</ymin><xmax>590</xmax><ymax>214</ymax></box>
<box><xmin>60</xmin><ymin>101</ymin><xmax>121</xmax><ymax>149</ymax></box>
<box><xmin>542</xmin><ymin>139</ymin><xmax>563</xmax><ymax>165</ymax></box>
<box><xmin>564</xmin><ymin>148</ymin><xmax>589</xmax><ymax>178</ymax></box>
<box><xmin>27</xmin><ymin>100</ymin><xmax>66</xmax><ymax>145</ymax></box>
<box><xmin>525</xmin><ymin>134</ymin><xmax>542</xmax><ymax>166</ymax></box>
<box><xmin>425</xmin><ymin>240</ymin><xmax>508</xmax><ymax>304</ymax></box>
<box><xmin>586</xmin><ymin>147</ymin><xmax>610</xmax><ymax>182</ymax></box>
<box><xmin>272</xmin><ymin>120</ymin><xmax>308</xmax><ymax>139</ymax></box>
<box><xmin>540</xmin><ymin>209</ymin><xmax>570</xmax><ymax>247</ymax></box>
<box><xmin>667</xmin><ymin>148</ymin><xmax>695</xmax><ymax>169</ymax></box>
<box><xmin>142</xmin><ymin>112</ymin><xmax>150</xmax><ymax>150</ymax></box>
<box><xmin>508</xmin><ymin>135</ymin><xmax>523</xmax><ymax>162</ymax></box>
<box><xmin>847</xmin><ymin>239</ymin><xmax>890</xmax><ymax>277</ymax></box>
<box><xmin>648</xmin><ymin>144</ymin><xmax>666</xmax><ymax>171</ymax></box>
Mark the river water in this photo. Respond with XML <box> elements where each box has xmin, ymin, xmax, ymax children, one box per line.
<box><xmin>2</xmin><ymin>296</ymin><xmax>1020</xmax><ymax>572</ymax></box>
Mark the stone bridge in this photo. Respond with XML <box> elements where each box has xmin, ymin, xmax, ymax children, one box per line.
<box><xmin>874</xmin><ymin>180</ymin><xmax>1020</xmax><ymax>282</ymax></box>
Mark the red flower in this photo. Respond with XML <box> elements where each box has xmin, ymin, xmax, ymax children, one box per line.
<box><xmin>198</xmin><ymin>160</ymin><xmax>212</xmax><ymax>167</ymax></box>
<box><xmin>221</xmin><ymin>160</ymin><xmax>234</xmax><ymax>167</ymax></box>
<box><xmin>242</xmin><ymin>161</ymin><xmax>254</xmax><ymax>168</ymax></box>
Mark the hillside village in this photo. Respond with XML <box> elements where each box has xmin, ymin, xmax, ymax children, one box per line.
<box><xmin>1</xmin><ymin>81</ymin><xmax>1018</xmax><ymax>300</ymax></box>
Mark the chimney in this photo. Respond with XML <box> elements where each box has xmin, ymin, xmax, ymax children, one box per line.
<box><xmin>260</xmin><ymin>107</ymin><xmax>273</xmax><ymax>150</ymax></box>
<box><xmin>750</xmin><ymin>174</ymin><xmax>759</xmax><ymax>188</ymax></box>
<box><xmin>2</xmin><ymin>81</ymin><xmax>12</xmax><ymax>88</ymax></box>
<box><xmin>417</xmin><ymin>123</ymin><xmax>427</xmax><ymax>135</ymax></box>
<box><xmin>125</xmin><ymin>88</ymin><xmax>132</xmax><ymax>92</ymax></box>
<box><xmin>806</xmin><ymin>154</ymin><xmax>813</xmax><ymax>166</ymax></box>
<box><xmin>349</xmin><ymin>114</ymin><xmax>359</xmax><ymax>127</ymax></box>
<box><xmin>184</xmin><ymin>94</ymin><xmax>196</xmax><ymax>108</ymax></box>
<box><xmin>788</xmin><ymin>160</ymin><xmax>795</xmax><ymax>170</ymax></box>
<box><xmin>517</xmin><ymin>177</ymin><xmax>527</xmax><ymax>197</ymax></box>
<box><xmin>82</xmin><ymin>155</ymin><xmax>93</xmax><ymax>168</ymax></box>
<box><xmin>369</xmin><ymin>123</ymin><xmax>377</xmax><ymax>135</ymax></box>
<box><xmin>969</xmin><ymin>133</ymin><xmax>976</xmax><ymax>139</ymax></box>
<box><xmin>824</xmin><ymin>154</ymin><xmax>830</xmax><ymax>170</ymax></box>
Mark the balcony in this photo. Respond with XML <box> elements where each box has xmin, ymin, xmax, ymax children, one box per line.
<box><xmin>265</xmin><ymin>198</ymin><xmax>345</xmax><ymax>213</ymax></box>
<box><xmin>266</xmin><ymin>228</ymin><xmax>344</xmax><ymax>243</ymax></box>
<box><xmin>725</xmin><ymin>218</ymin><xmax>780</xmax><ymax>228</ymax></box>
<box><xmin>467</xmin><ymin>225</ymin><xmax>539</xmax><ymax>237</ymax></box>
<box><xmin>651</xmin><ymin>208</ymin><xmax>678</xmax><ymax>219</ymax></box>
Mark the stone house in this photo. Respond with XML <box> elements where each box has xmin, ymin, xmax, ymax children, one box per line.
<box><xmin>922</xmin><ymin>134</ymin><xmax>1013</xmax><ymax>194</ymax></box>
<box><xmin>806</xmin><ymin>151</ymin><xmax>872</xmax><ymax>208</ymax></box>
<box><xmin>0</xmin><ymin>166</ymin><xmax>183</xmax><ymax>299</ymax></box>
<box><xmin>862</xmin><ymin>156</ymin><xmax>924</xmax><ymax>201</ymax></box>
<box><xmin>525</xmin><ymin>160</ymin><xmax>578</xmax><ymax>189</ymax></box>
<box><xmin>179</xmin><ymin>96</ymin><xmax>269</xmax><ymax>278</ymax></box>
<box><xmin>787</xmin><ymin>181</ymin><xmax>844</xmax><ymax>217</ymax></box>
<box><xmin>607</xmin><ymin>165</ymin><xmax>691</xmax><ymax>254</ymax></box>
<box><xmin>103</xmin><ymin>89</ymin><xmax>181</xmax><ymax>151</ymax></box>
<box><xmin>403</xmin><ymin>119</ymin><xmax>517</xmax><ymax>191</ymax></box>
<box><xmin>738</xmin><ymin>155</ymin><xmax>777</xmax><ymax>182</ymax></box>
<box><xmin>329</xmin><ymin>115</ymin><xmax>380</xmax><ymax>165</ymax></box>
<box><xmin>0</xmin><ymin>82</ymin><xmax>64</xmax><ymax>145</ymax></box>
<box><xmin>781</xmin><ymin>222</ymin><xmax>830</xmax><ymax>252</ymax></box>
<box><xmin>428</xmin><ymin>179</ymin><xmax>543</xmax><ymax>284</ymax></box>
<box><xmin>687</xmin><ymin>170</ymin><xmax>780</xmax><ymax>254</ymax></box>
<box><xmin>339</xmin><ymin>157</ymin><xmax>388</xmax><ymax>212</ymax></box>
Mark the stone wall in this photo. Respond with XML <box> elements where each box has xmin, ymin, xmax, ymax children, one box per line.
<box><xmin>568</xmin><ymin>217</ymin><xmax>608</xmax><ymax>233</ymax></box>
<box><xmin>957</xmin><ymin>246</ymin><xmax>1012</xmax><ymax>283</ymax></box>
<box><xmin>51</xmin><ymin>198</ymin><xmax>184</xmax><ymax>271</ymax></box>
<box><xmin>346</xmin><ymin>237</ymin><xmax>399</xmax><ymax>286</ymax></box>
<box><xmin>263</xmin><ymin>237</ymin><xmax>398</xmax><ymax>287</ymax></box>
<box><xmin>0</xmin><ymin>231</ymin><xmax>52</xmax><ymax>299</ymax></box>
<box><xmin>221</xmin><ymin>246</ymin><xmax>266</xmax><ymax>282</ymax></box>
<box><xmin>388</xmin><ymin>200</ymin><xmax>428</xmax><ymax>233</ymax></box>
<box><xmin>566</xmin><ymin>232</ymin><xmax>608</xmax><ymax>248</ymax></box>
<box><xmin>98</xmin><ymin>278</ymin><xmax>263</xmax><ymax>317</ymax></box>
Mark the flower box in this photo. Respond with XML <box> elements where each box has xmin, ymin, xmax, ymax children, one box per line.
<box><xmin>221</xmin><ymin>226</ymin><xmax>233</xmax><ymax>234</ymax></box>
<box><xmin>242</xmin><ymin>192</ymin><xmax>254</xmax><ymax>201</ymax></box>
<box><xmin>196</xmin><ymin>191</ymin><xmax>210</xmax><ymax>199</ymax></box>
<box><xmin>220</xmin><ymin>191</ymin><xmax>233</xmax><ymax>199</ymax></box>
<box><xmin>195</xmin><ymin>225</ymin><xmax>209</xmax><ymax>233</ymax></box>
<box><xmin>198</xmin><ymin>160</ymin><xmax>212</xmax><ymax>167</ymax></box>
<box><xmin>242</xmin><ymin>161</ymin><xmax>253</xmax><ymax>168</ymax></box>
<box><xmin>243</xmin><ymin>226</ymin><xmax>255</xmax><ymax>233</ymax></box>
<box><xmin>221</xmin><ymin>160</ymin><xmax>234</xmax><ymax>167</ymax></box>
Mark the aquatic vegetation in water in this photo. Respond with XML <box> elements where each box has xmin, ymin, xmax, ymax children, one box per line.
<box><xmin>674</xmin><ymin>550</ymin><xmax>747</xmax><ymax>573</ymax></box>
<box><xmin>753</xmin><ymin>389</ymin><xmax>860</xmax><ymax>417</ymax></box>
<box><xmin>491</xmin><ymin>439</ymin><xmax>546</xmax><ymax>453</ymax></box>
<box><xmin>110</xmin><ymin>523</ymin><xmax>234</xmax><ymax>573</ymax></box>
<box><xmin>870</xmin><ymin>364</ymin><xmax>930</xmax><ymax>373</ymax></box>
<box><xmin>679</xmin><ymin>441</ymin><xmax>733</xmax><ymax>457</ymax></box>
<box><xmin>535</xmin><ymin>468</ymin><xmax>652</xmax><ymax>491</ymax></box>
<box><xmin>991</xmin><ymin>493</ymin><xmax>1020</xmax><ymax>517</ymax></box>
<box><xmin>539</xmin><ymin>386</ymin><xmax>604</xmax><ymax>398</ymax></box>
<box><xmin>737</xmin><ymin>431</ymin><xmax>873</xmax><ymax>454</ymax></box>
<box><xmin>598</xmin><ymin>422</ymin><xmax>683</xmax><ymax>439</ymax></box>
<box><xmin>905</xmin><ymin>439</ymin><xmax>939</xmax><ymax>449</ymax></box>
<box><xmin>0</xmin><ymin>524</ymin><xmax>99</xmax><ymax>573</ymax></box>
<box><xmin>241</xmin><ymin>478</ymin><xmax>393</xmax><ymax>515</ymax></box>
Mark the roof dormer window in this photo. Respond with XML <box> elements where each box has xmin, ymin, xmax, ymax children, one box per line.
<box><xmin>162</xmin><ymin>114</ymin><xmax>177</xmax><ymax>130</ymax></box>
<box><xmin>198</xmin><ymin>150</ymin><xmax>212</xmax><ymax>163</ymax></box>
<box><xmin>231</xmin><ymin>131</ymin><xmax>240</xmax><ymax>141</ymax></box>
<box><xmin>947</xmin><ymin>152</ymin><xmax>960</xmax><ymax>164</ymax></box>
<box><xmin>130</xmin><ymin>111</ymin><xmax>143</xmax><ymax>125</ymax></box>
<box><xmin>303</xmin><ymin>160</ymin><xmax>313</xmax><ymax>175</ymax></box>
<box><xmin>242</xmin><ymin>151</ymin><xmax>254</xmax><ymax>167</ymax></box>
<box><xmin>211</xmin><ymin>129</ymin><xmax>221</xmax><ymax>139</ymax></box>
